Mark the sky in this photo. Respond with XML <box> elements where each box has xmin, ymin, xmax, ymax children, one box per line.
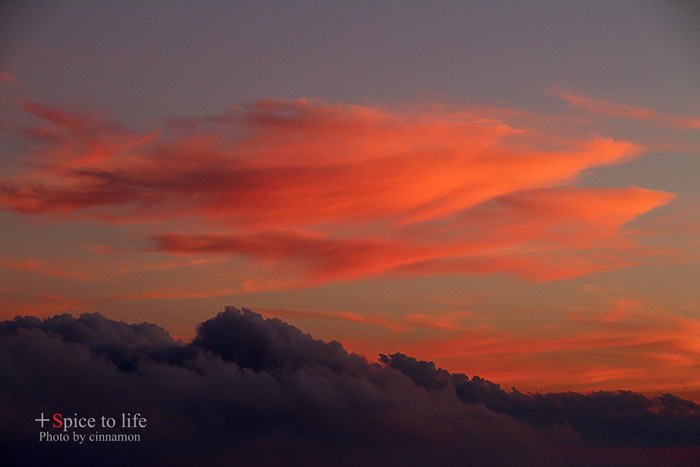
<box><xmin>1</xmin><ymin>0</ymin><xmax>699</xmax><ymax>403</ymax></box>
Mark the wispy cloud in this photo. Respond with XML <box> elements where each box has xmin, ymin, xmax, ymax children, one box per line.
<box><xmin>0</xmin><ymin>71</ymin><xmax>18</xmax><ymax>84</ymax></box>
<box><xmin>0</xmin><ymin>98</ymin><xmax>673</xmax><ymax>287</ymax></box>
<box><xmin>0</xmin><ymin>256</ymin><xmax>95</xmax><ymax>281</ymax></box>
<box><xmin>0</xmin><ymin>293</ymin><xmax>96</xmax><ymax>316</ymax></box>
<box><xmin>119</xmin><ymin>287</ymin><xmax>240</xmax><ymax>300</ymax></box>
<box><xmin>258</xmin><ymin>307</ymin><xmax>409</xmax><ymax>332</ymax></box>
<box><xmin>551</xmin><ymin>87</ymin><xmax>700</xmax><ymax>129</ymax></box>
<box><xmin>385</xmin><ymin>301</ymin><xmax>700</xmax><ymax>397</ymax></box>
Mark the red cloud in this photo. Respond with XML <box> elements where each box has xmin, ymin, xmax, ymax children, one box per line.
<box><xmin>0</xmin><ymin>98</ymin><xmax>674</xmax><ymax>286</ymax></box>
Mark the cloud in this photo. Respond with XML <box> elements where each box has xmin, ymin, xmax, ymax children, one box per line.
<box><xmin>0</xmin><ymin>256</ymin><xmax>95</xmax><ymax>281</ymax></box>
<box><xmin>257</xmin><ymin>307</ymin><xmax>409</xmax><ymax>332</ymax></box>
<box><xmin>0</xmin><ymin>71</ymin><xmax>18</xmax><ymax>84</ymax></box>
<box><xmin>0</xmin><ymin>99</ymin><xmax>673</xmax><ymax>286</ymax></box>
<box><xmin>552</xmin><ymin>87</ymin><xmax>700</xmax><ymax>129</ymax></box>
<box><xmin>2</xmin><ymin>308</ymin><xmax>699</xmax><ymax>466</ymax></box>
<box><xmin>2</xmin><ymin>100</ymin><xmax>642</xmax><ymax>222</ymax></box>
<box><xmin>386</xmin><ymin>301</ymin><xmax>700</xmax><ymax>399</ymax></box>
<box><xmin>0</xmin><ymin>294</ymin><xmax>95</xmax><ymax>317</ymax></box>
<box><xmin>382</xmin><ymin>350</ymin><xmax>700</xmax><ymax>458</ymax></box>
<box><xmin>1</xmin><ymin>308</ymin><xmax>559</xmax><ymax>466</ymax></box>
<box><xmin>153</xmin><ymin>230</ymin><xmax>444</xmax><ymax>285</ymax></box>
<box><xmin>151</xmin><ymin>184</ymin><xmax>672</xmax><ymax>284</ymax></box>
<box><xmin>119</xmin><ymin>287</ymin><xmax>239</xmax><ymax>300</ymax></box>
<box><xmin>382</xmin><ymin>350</ymin><xmax>697</xmax><ymax>430</ymax></box>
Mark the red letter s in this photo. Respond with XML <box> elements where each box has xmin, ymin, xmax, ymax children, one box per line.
<box><xmin>53</xmin><ymin>413</ymin><xmax>62</xmax><ymax>428</ymax></box>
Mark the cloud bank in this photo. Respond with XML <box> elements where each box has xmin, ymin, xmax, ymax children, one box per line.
<box><xmin>2</xmin><ymin>308</ymin><xmax>699</xmax><ymax>466</ymax></box>
<box><xmin>0</xmin><ymin>99</ymin><xmax>673</xmax><ymax>288</ymax></box>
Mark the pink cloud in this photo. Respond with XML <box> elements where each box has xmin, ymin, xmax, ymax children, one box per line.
<box><xmin>0</xmin><ymin>98</ymin><xmax>674</xmax><ymax>286</ymax></box>
<box><xmin>552</xmin><ymin>87</ymin><xmax>700</xmax><ymax>129</ymax></box>
<box><xmin>1</xmin><ymin>99</ymin><xmax>642</xmax><ymax>220</ymax></box>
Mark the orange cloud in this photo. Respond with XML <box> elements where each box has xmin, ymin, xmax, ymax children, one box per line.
<box><xmin>1</xmin><ymin>99</ymin><xmax>641</xmax><ymax>220</ymax></box>
<box><xmin>0</xmin><ymin>256</ymin><xmax>95</xmax><ymax>281</ymax></box>
<box><xmin>374</xmin><ymin>305</ymin><xmax>700</xmax><ymax>398</ymax></box>
<box><xmin>552</xmin><ymin>87</ymin><xmax>700</xmax><ymax>129</ymax></box>
<box><xmin>257</xmin><ymin>307</ymin><xmax>408</xmax><ymax>333</ymax></box>
<box><xmin>121</xmin><ymin>287</ymin><xmax>240</xmax><ymax>300</ymax></box>
<box><xmin>0</xmin><ymin>98</ymin><xmax>673</xmax><ymax>286</ymax></box>
<box><xmin>255</xmin><ymin>305</ymin><xmax>482</xmax><ymax>335</ymax></box>
<box><xmin>154</xmin><ymin>230</ymin><xmax>448</xmax><ymax>285</ymax></box>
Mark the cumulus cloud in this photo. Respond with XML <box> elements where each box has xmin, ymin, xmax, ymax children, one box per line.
<box><xmin>380</xmin><ymin>352</ymin><xmax>700</xmax><ymax>446</ymax></box>
<box><xmin>389</xmin><ymin>302</ymin><xmax>700</xmax><ymax>399</ymax></box>
<box><xmin>0</xmin><ymin>99</ymin><xmax>672</xmax><ymax>287</ymax></box>
<box><xmin>1</xmin><ymin>308</ymin><xmax>556</xmax><ymax>466</ymax></box>
<box><xmin>1</xmin><ymin>308</ymin><xmax>699</xmax><ymax>466</ymax></box>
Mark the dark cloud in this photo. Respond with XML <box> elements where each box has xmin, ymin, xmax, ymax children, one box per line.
<box><xmin>381</xmin><ymin>352</ymin><xmax>700</xmax><ymax>447</ymax></box>
<box><xmin>1</xmin><ymin>308</ymin><xmax>699</xmax><ymax>466</ymax></box>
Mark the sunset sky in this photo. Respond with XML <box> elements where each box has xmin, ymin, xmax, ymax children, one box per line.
<box><xmin>1</xmin><ymin>1</ymin><xmax>699</xmax><ymax>401</ymax></box>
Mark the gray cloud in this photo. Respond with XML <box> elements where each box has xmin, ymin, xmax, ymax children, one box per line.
<box><xmin>1</xmin><ymin>308</ymin><xmax>698</xmax><ymax>466</ymax></box>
